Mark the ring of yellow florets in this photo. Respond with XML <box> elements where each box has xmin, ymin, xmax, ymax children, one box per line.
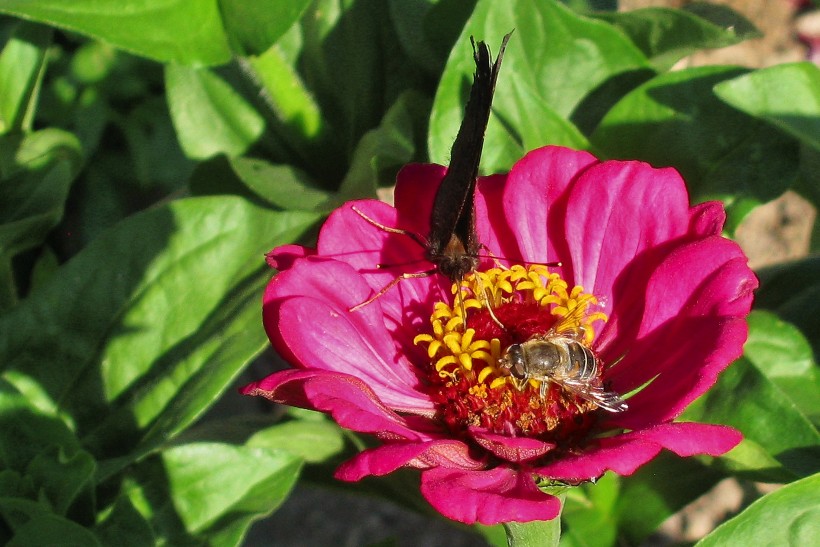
<box><xmin>413</xmin><ymin>264</ymin><xmax>608</xmax><ymax>440</ymax></box>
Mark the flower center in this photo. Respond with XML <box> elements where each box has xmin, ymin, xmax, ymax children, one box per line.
<box><xmin>414</xmin><ymin>264</ymin><xmax>611</xmax><ymax>443</ymax></box>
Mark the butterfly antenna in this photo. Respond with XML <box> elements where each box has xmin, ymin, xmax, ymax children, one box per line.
<box><xmin>476</xmin><ymin>244</ymin><xmax>561</xmax><ymax>269</ymax></box>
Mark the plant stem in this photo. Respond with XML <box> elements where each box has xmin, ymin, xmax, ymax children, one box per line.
<box><xmin>502</xmin><ymin>492</ymin><xmax>566</xmax><ymax>547</ymax></box>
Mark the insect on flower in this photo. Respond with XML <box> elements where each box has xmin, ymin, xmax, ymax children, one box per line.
<box><xmin>350</xmin><ymin>32</ymin><xmax>512</xmax><ymax>312</ymax></box>
<box><xmin>498</xmin><ymin>300</ymin><xmax>628</xmax><ymax>413</ymax></box>
<box><xmin>249</xmin><ymin>123</ymin><xmax>757</xmax><ymax>527</ymax></box>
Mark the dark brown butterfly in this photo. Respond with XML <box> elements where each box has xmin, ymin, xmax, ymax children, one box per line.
<box><xmin>350</xmin><ymin>32</ymin><xmax>512</xmax><ymax>311</ymax></box>
<box><xmin>426</xmin><ymin>32</ymin><xmax>511</xmax><ymax>282</ymax></box>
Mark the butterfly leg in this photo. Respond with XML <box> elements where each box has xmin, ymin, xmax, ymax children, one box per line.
<box><xmin>351</xmin><ymin>206</ymin><xmax>428</xmax><ymax>249</ymax></box>
<box><xmin>348</xmin><ymin>269</ymin><xmax>436</xmax><ymax>312</ymax></box>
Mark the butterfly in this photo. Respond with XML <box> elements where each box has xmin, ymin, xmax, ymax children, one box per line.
<box><xmin>425</xmin><ymin>32</ymin><xmax>511</xmax><ymax>284</ymax></box>
<box><xmin>351</xmin><ymin>32</ymin><xmax>512</xmax><ymax>311</ymax></box>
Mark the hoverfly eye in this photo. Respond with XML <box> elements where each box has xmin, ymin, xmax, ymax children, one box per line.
<box><xmin>503</xmin><ymin>346</ymin><xmax>526</xmax><ymax>376</ymax></box>
<box><xmin>499</xmin><ymin>346</ymin><xmax>518</xmax><ymax>370</ymax></box>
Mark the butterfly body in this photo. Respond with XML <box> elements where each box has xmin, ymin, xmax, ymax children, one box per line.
<box><xmin>349</xmin><ymin>32</ymin><xmax>511</xmax><ymax>312</ymax></box>
<box><xmin>426</xmin><ymin>33</ymin><xmax>510</xmax><ymax>285</ymax></box>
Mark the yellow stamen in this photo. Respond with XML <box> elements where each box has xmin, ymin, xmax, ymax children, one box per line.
<box><xmin>415</xmin><ymin>265</ymin><xmax>608</xmax><ymax>396</ymax></box>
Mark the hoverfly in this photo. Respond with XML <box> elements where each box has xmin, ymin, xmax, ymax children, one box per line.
<box><xmin>497</xmin><ymin>302</ymin><xmax>628</xmax><ymax>413</ymax></box>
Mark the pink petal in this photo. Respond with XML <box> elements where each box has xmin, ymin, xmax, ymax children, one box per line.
<box><xmin>265</xmin><ymin>244</ymin><xmax>315</xmax><ymax>270</ymax></box>
<box><xmin>637</xmin><ymin>422</ymin><xmax>742</xmax><ymax>456</ymax></box>
<box><xmin>469</xmin><ymin>428</ymin><xmax>555</xmax><ymax>463</ymax></box>
<box><xmin>242</xmin><ymin>369</ymin><xmax>431</xmax><ymax>439</ymax></box>
<box><xmin>420</xmin><ymin>467</ymin><xmax>561</xmax><ymax>525</ymax></box>
<box><xmin>317</xmin><ymin>200</ymin><xmax>433</xmax><ymax>296</ymax></box>
<box><xmin>607</xmin><ymin>237</ymin><xmax>756</xmax><ymax>428</ymax></box>
<box><xmin>393</xmin><ymin>163</ymin><xmax>447</xmax><ymax>239</ymax></box>
<box><xmin>503</xmin><ymin>146</ymin><xmax>598</xmax><ymax>265</ymax></box>
<box><xmin>335</xmin><ymin>439</ymin><xmax>484</xmax><ymax>481</ymax></box>
<box><xmin>564</xmin><ymin>161</ymin><xmax>691</xmax><ymax>304</ymax></box>
<box><xmin>533</xmin><ymin>422</ymin><xmax>741</xmax><ymax>481</ymax></box>
<box><xmin>475</xmin><ymin>173</ymin><xmax>515</xmax><ymax>261</ymax></box>
<box><xmin>688</xmin><ymin>201</ymin><xmax>726</xmax><ymax>237</ymax></box>
<box><xmin>315</xmin><ymin>200</ymin><xmax>448</xmax><ymax>357</ymax></box>
<box><xmin>262</xmin><ymin>259</ymin><xmax>434</xmax><ymax>414</ymax></box>
<box><xmin>534</xmin><ymin>435</ymin><xmax>661</xmax><ymax>480</ymax></box>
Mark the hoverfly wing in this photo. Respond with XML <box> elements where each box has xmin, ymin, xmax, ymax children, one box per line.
<box><xmin>427</xmin><ymin>32</ymin><xmax>512</xmax><ymax>280</ymax></box>
<box><xmin>576</xmin><ymin>384</ymin><xmax>628</xmax><ymax>413</ymax></box>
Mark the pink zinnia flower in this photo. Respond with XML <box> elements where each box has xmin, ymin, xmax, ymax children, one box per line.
<box><xmin>243</xmin><ymin>146</ymin><xmax>757</xmax><ymax>525</ymax></box>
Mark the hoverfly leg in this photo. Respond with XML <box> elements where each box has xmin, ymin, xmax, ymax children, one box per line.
<box><xmin>507</xmin><ymin>375</ymin><xmax>527</xmax><ymax>392</ymax></box>
<box><xmin>605</xmin><ymin>352</ymin><xmax>628</xmax><ymax>374</ymax></box>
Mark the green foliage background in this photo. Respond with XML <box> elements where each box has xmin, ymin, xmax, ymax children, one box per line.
<box><xmin>0</xmin><ymin>0</ymin><xmax>818</xmax><ymax>545</ymax></box>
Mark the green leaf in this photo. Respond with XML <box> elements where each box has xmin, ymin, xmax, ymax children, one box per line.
<box><xmin>6</xmin><ymin>513</ymin><xmax>102</xmax><ymax>547</ymax></box>
<box><xmin>220</xmin><ymin>0</ymin><xmax>311</xmax><ymax>57</ymax></box>
<box><xmin>681</xmin><ymin>354</ymin><xmax>820</xmax><ymax>481</ymax></box>
<box><xmin>0</xmin><ymin>129</ymin><xmax>83</xmax><ymax>259</ymax></box>
<box><xmin>0</xmin><ymin>497</ymin><xmax>49</xmax><ymax>536</ymax></box>
<box><xmin>1</xmin><ymin>370</ymin><xmax>71</xmax><ymax>427</ymax></box>
<box><xmin>267</xmin><ymin>0</ymin><xmax>427</xmax><ymax>181</ymax></box>
<box><xmin>614</xmin><ymin>453</ymin><xmax>724</xmax><ymax>545</ymax></box>
<box><xmin>563</xmin><ymin>0</ymin><xmax>618</xmax><ymax>9</ymax></box>
<box><xmin>246</xmin><ymin>420</ymin><xmax>346</xmax><ymax>464</ymax></box>
<box><xmin>0</xmin><ymin>197</ymin><xmax>320</xmax><ymax>466</ymax></box>
<box><xmin>714</xmin><ymin>62</ymin><xmax>820</xmax><ymax>151</ymax></box>
<box><xmin>389</xmin><ymin>0</ymin><xmax>450</xmax><ymax>75</ymax></box>
<box><xmin>591</xmin><ymin>5</ymin><xmax>758</xmax><ymax>71</ymax></box>
<box><xmin>338</xmin><ymin>90</ymin><xmax>427</xmax><ymax>200</ymax></box>
<box><xmin>128</xmin><ymin>266</ymin><xmax>272</xmax><ymax>458</ymax></box>
<box><xmin>499</xmin><ymin>75</ymin><xmax>590</xmax><ymax>154</ymax></box>
<box><xmin>243</xmin><ymin>46</ymin><xmax>323</xmax><ymax>147</ymax></box>
<box><xmin>796</xmin><ymin>145</ymin><xmax>820</xmax><ymax>219</ymax></box>
<box><xmin>0</xmin><ymin>379</ymin><xmax>82</xmax><ymax>472</ymax></box>
<box><xmin>229</xmin><ymin>157</ymin><xmax>333</xmax><ymax>212</ymax></box>
<box><xmin>93</xmin><ymin>496</ymin><xmax>155</xmax><ymax>547</ymax></box>
<box><xmin>115</xmin><ymin>96</ymin><xmax>195</xmax><ymax>191</ymax></box>
<box><xmin>696</xmin><ymin>474</ymin><xmax>820</xmax><ymax>547</ymax></box>
<box><xmin>591</xmin><ymin>65</ymin><xmax>801</xmax><ymax>231</ymax></box>
<box><xmin>744</xmin><ymin>310</ymin><xmax>820</xmax><ymax>424</ymax></box>
<box><xmin>127</xmin><ymin>442</ymin><xmax>301</xmax><ymax>545</ymax></box>
<box><xmin>165</xmin><ymin>64</ymin><xmax>266</xmax><ymax>160</ymax></box>
<box><xmin>755</xmin><ymin>256</ymin><xmax>820</xmax><ymax>358</ymax></box>
<box><xmin>25</xmin><ymin>446</ymin><xmax>95</xmax><ymax>516</ymax></box>
<box><xmin>429</xmin><ymin>0</ymin><xmax>649</xmax><ymax>173</ymax></box>
<box><xmin>70</xmin><ymin>40</ymin><xmax>118</xmax><ymax>85</ymax></box>
<box><xmin>0</xmin><ymin>380</ymin><xmax>95</xmax><ymax>521</ymax></box>
<box><xmin>422</xmin><ymin>0</ymin><xmax>478</xmax><ymax>69</ymax></box>
<box><xmin>0</xmin><ymin>0</ymin><xmax>232</xmax><ymax>65</ymax></box>
<box><xmin>561</xmin><ymin>473</ymin><xmax>619</xmax><ymax>547</ymax></box>
<box><xmin>0</xmin><ymin>21</ymin><xmax>51</xmax><ymax>134</ymax></box>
